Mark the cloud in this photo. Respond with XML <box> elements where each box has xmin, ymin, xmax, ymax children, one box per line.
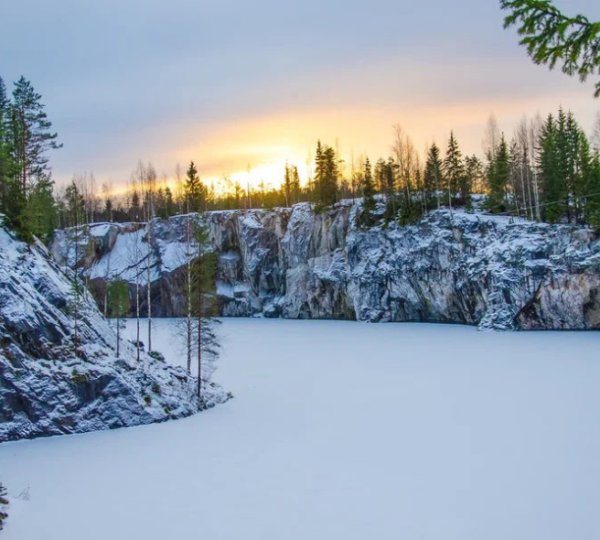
<box><xmin>2</xmin><ymin>0</ymin><xmax>598</xmax><ymax>189</ymax></box>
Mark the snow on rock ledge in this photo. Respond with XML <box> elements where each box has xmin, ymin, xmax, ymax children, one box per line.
<box><xmin>0</xmin><ymin>225</ymin><xmax>227</xmax><ymax>443</ymax></box>
<box><xmin>51</xmin><ymin>203</ymin><xmax>600</xmax><ymax>331</ymax></box>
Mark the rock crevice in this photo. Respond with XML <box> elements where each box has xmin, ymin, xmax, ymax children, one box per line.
<box><xmin>51</xmin><ymin>203</ymin><xmax>600</xmax><ymax>331</ymax></box>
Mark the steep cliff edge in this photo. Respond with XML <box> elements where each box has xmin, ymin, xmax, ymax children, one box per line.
<box><xmin>0</xmin><ymin>224</ymin><xmax>227</xmax><ymax>443</ymax></box>
<box><xmin>51</xmin><ymin>202</ymin><xmax>600</xmax><ymax>331</ymax></box>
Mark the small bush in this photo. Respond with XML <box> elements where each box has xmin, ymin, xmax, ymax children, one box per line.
<box><xmin>152</xmin><ymin>382</ymin><xmax>161</xmax><ymax>395</ymax></box>
<box><xmin>144</xmin><ymin>394</ymin><xmax>152</xmax><ymax>405</ymax></box>
<box><xmin>148</xmin><ymin>351</ymin><xmax>165</xmax><ymax>362</ymax></box>
<box><xmin>71</xmin><ymin>368</ymin><xmax>88</xmax><ymax>385</ymax></box>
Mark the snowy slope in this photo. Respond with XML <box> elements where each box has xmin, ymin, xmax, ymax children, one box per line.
<box><xmin>0</xmin><ymin>224</ymin><xmax>227</xmax><ymax>442</ymax></box>
<box><xmin>1</xmin><ymin>319</ymin><xmax>599</xmax><ymax>540</ymax></box>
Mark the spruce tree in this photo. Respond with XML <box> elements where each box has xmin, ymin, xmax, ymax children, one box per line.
<box><xmin>108</xmin><ymin>279</ymin><xmax>129</xmax><ymax>358</ymax></box>
<box><xmin>283</xmin><ymin>163</ymin><xmax>292</xmax><ymax>207</ymax></box>
<box><xmin>314</xmin><ymin>141</ymin><xmax>338</xmax><ymax>209</ymax></box>
<box><xmin>459</xmin><ymin>158</ymin><xmax>475</xmax><ymax>210</ymax></box>
<box><xmin>443</xmin><ymin>132</ymin><xmax>465</xmax><ymax>208</ymax></box>
<box><xmin>382</xmin><ymin>158</ymin><xmax>397</xmax><ymax>223</ymax></box>
<box><xmin>184</xmin><ymin>161</ymin><xmax>205</xmax><ymax>213</ymax></box>
<box><xmin>104</xmin><ymin>197</ymin><xmax>113</xmax><ymax>222</ymax></box>
<box><xmin>424</xmin><ymin>143</ymin><xmax>443</xmax><ymax>210</ymax></box>
<box><xmin>164</xmin><ymin>187</ymin><xmax>174</xmax><ymax>217</ymax></box>
<box><xmin>22</xmin><ymin>175</ymin><xmax>56</xmax><ymax>243</ymax></box>
<box><xmin>538</xmin><ymin>114</ymin><xmax>563</xmax><ymax>223</ymax></box>
<box><xmin>465</xmin><ymin>155</ymin><xmax>484</xmax><ymax>196</ymax></box>
<box><xmin>487</xmin><ymin>135</ymin><xmax>511</xmax><ymax>213</ymax></box>
<box><xmin>0</xmin><ymin>77</ymin><xmax>11</xmax><ymax>213</ymax></box>
<box><xmin>571</xmin><ymin>125</ymin><xmax>590</xmax><ymax>223</ymax></box>
<box><xmin>64</xmin><ymin>181</ymin><xmax>85</xmax><ymax>228</ymax></box>
<box><xmin>291</xmin><ymin>166</ymin><xmax>301</xmax><ymax>205</ymax></box>
<box><xmin>190</xmin><ymin>216</ymin><xmax>218</xmax><ymax>400</ymax></box>
<box><xmin>585</xmin><ymin>153</ymin><xmax>600</xmax><ymax>229</ymax></box>
<box><xmin>130</xmin><ymin>190</ymin><xmax>141</xmax><ymax>221</ymax></box>
<box><xmin>357</xmin><ymin>157</ymin><xmax>376</xmax><ymax>227</ymax></box>
<box><xmin>374</xmin><ymin>158</ymin><xmax>387</xmax><ymax>193</ymax></box>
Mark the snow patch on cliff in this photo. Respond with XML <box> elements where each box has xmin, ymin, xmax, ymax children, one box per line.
<box><xmin>0</xmin><ymin>225</ymin><xmax>228</xmax><ymax>442</ymax></box>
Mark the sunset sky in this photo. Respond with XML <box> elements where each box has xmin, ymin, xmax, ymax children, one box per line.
<box><xmin>1</xmin><ymin>0</ymin><xmax>599</xmax><ymax>191</ymax></box>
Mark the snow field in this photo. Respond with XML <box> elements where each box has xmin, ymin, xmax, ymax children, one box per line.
<box><xmin>1</xmin><ymin>319</ymin><xmax>599</xmax><ymax>540</ymax></box>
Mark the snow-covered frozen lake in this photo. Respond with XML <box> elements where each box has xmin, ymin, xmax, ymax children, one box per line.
<box><xmin>2</xmin><ymin>319</ymin><xmax>600</xmax><ymax>540</ymax></box>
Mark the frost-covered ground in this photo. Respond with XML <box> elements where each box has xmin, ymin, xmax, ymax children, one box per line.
<box><xmin>1</xmin><ymin>319</ymin><xmax>600</xmax><ymax>539</ymax></box>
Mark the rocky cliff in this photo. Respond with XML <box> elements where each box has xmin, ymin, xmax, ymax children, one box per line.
<box><xmin>51</xmin><ymin>202</ymin><xmax>600</xmax><ymax>331</ymax></box>
<box><xmin>0</xmin><ymin>223</ymin><xmax>227</xmax><ymax>443</ymax></box>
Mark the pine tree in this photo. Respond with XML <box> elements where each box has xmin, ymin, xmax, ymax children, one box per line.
<box><xmin>357</xmin><ymin>158</ymin><xmax>376</xmax><ymax>227</ymax></box>
<box><xmin>8</xmin><ymin>77</ymin><xmax>61</xmax><ymax>200</ymax></box>
<box><xmin>424</xmin><ymin>143</ymin><xmax>444</xmax><ymax>210</ymax></box>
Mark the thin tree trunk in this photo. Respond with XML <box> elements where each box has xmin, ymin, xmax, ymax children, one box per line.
<box><xmin>147</xmin><ymin>220</ymin><xmax>152</xmax><ymax>352</ymax></box>
<box><xmin>197</xmin><ymin>310</ymin><xmax>202</xmax><ymax>400</ymax></box>
<box><xmin>519</xmin><ymin>163</ymin><xmax>528</xmax><ymax>220</ymax></box>
<box><xmin>136</xmin><ymin>269</ymin><xmax>140</xmax><ymax>362</ymax></box>
<box><xmin>186</xmin><ymin>214</ymin><xmax>192</xmax><ymax>373</ymax></box>
<box><xmin>116</xmin><ymin>317</ymin><xmax>120</xmax><ymax>358</ymax></box>
<box><xmin>74</xmin><ymin>222</ymin><xmax>79</xmax><ymax>349</ymax></box>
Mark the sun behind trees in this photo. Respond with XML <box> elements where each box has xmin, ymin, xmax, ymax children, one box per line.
<box><xmin>3</xmin><ymin>75</ymin><xmax>600</xmax><ymax>246</ymax></box>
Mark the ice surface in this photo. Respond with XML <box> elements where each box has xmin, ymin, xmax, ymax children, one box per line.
<box><xmin>1</xmin><ymin>319</ymin><xmax>600</xmax><ymax>540</ymax></box>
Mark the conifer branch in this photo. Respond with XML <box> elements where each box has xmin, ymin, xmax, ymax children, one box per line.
<box><xmin>500</xmin><ymin>0</ymin><xmax>600</xmax><ymax>97</ymax></box>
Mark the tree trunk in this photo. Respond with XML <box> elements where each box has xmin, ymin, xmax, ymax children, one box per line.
<box><xmin>136</xmin><ymin>276</ymin><xmax>140</xmax><ymax>362</ymax></box>
<box><xmin>116</xmin><ymin>318</ymin><xmax>120</xmax><ymax>358</ymax></box>
<box><xmin>197</xmin><ymin>312</ymin><xmax>202</xmax><ymax>400</ymax></box>
<box><xmin>147</xmin><ymin>220</ymin><xmax>152</xmax><ymax>352</ymax></box>
<box><xmin>186</xmin><ymin>216</ymin><xmax>192</xmax><ymax>373</ymax></box>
